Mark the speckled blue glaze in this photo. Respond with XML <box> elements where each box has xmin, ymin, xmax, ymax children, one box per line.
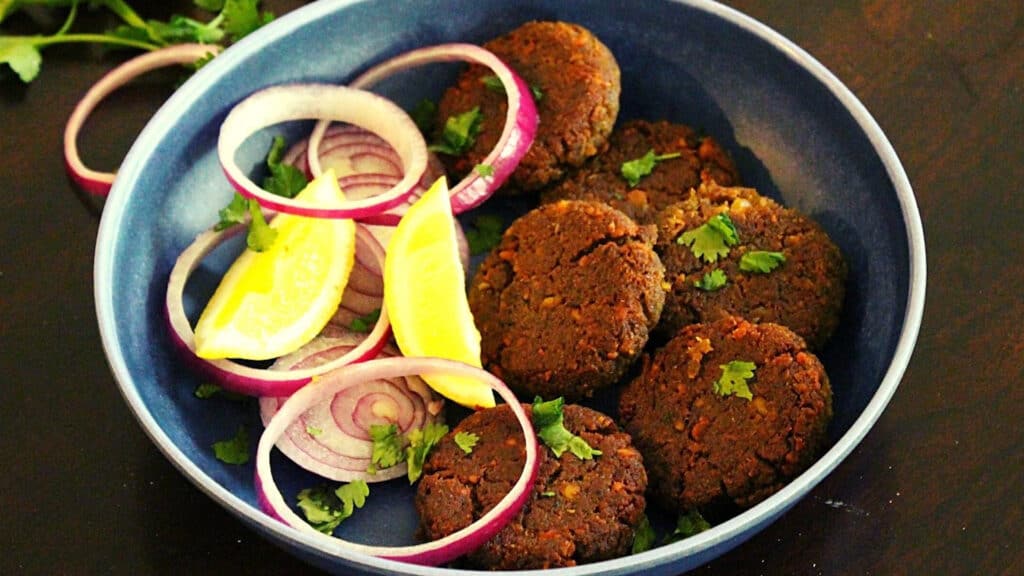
<box><xmin>95</xmin><ymin>1</ymin><xmax>925</xmax><ymax>575</ymax></box>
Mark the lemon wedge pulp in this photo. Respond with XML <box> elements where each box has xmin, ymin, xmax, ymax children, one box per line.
<box><xmin>384</xmin><ymin>177</ymin><xmax>495</xmax><ymax>409</ymax></box>
<box><xmin>194</xmin><ymin>170</ymin><xmax>356</xmax><ymax>360</ymax></box>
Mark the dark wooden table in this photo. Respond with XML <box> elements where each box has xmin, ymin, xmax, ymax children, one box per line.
<box><xmin>2</xmin><ymin>1</ymin><xmax>1021</xmax><ymax>574</ymax></box>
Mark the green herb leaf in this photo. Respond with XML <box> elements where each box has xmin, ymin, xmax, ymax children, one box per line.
<box><xmin>666</xmin><ymin>509</ymin><xmax>711</xmax><ymax>542</ymax></box>
<box><xmin>474</xmin><ymin>163</ymin><xmax>495</xmax><ymax>177</ymax></box>
<box><xmin>215</xmin><ymin>192</ymin><xmax>248</xmax><ymax>230</ymax></box>
<box><xmin>349</xmin><ymin>308</ymin><xmax>381</xmax><ymax>333</ymax></box>
<box><xmin>677</xmin><ymin>213</ymin><xmax>739</xmax><ymax>263</ymax></box>
<box><xmin>194</xmin><ymin>382</ymin><xmax>222</xmax><ymax>399</ymax></box>
<box><xmin>480</xmin><ymin>74</ymin><xmax>543</xmax><ymax>101</ymax></box>
<box><xmin>405</xmin><ymin>422</ymin><xmax>449</xmax><ymax>483</ymax></box>
<box><xmin>465</xmin><ymin>214</ymin><xmax>504</xmax><ymax>256</ymax></box>
<box><xmin>245</xmin><ymin>197</ymin><xmax>277</xmax><ymax>251</ymax></box>
<box><xmin>540</xmin><ymin>491</ymin><xmax>556</xmax><ymax>498</ymax></box>
<box><xmin>454</xmin><ymin>431</ymin><xmax>479</xmax><ymax>454</ymax></box>
<box><xmin>368</xmin><ymin>423</ymin><xmax>404</xmax><ymax>473</ymax></box>
<box><xmin>409</xmin><ymin>98</ymin><xmax>437</xmax><ymax>135</ymax></box>
<box><xmin>694</xmin><ymin>269</ymin><xmax>728</xmax><ymax>291</ymax></box>
<box><xmin>739</xmin><ymin>250</ymin><xmax>786</xmax><ymax>274</ymax></box>
<box><xmin>306</xmin><ymin>425</ymin><xmax>322</xmax><ymax>437</ymax></box>
<box><xmin>620</xmin><ymin>149</ymin><xmax>682</xmax><ymax>187</ymax></box>
<box><xmin>0</xmin><ymin>40</ymin><xmax>42</xmax><ymax>82</ymax></box>
<box><xmin>429</xmin><ymin>106</ymin><xmax>482</xmax><ymax>156</ymax></box>
<box><xmin>262</xmin><ymin>135</ymin><xmax>308</xmax><ymax>199</ymax></box>
<box><xmin>296</xmin><ymin>480</ymin><xmax>369</xmax><ymax>534</ymax></box>
<box><xmin>632</xmin><ymin>514</ymin><xmax>657</xmax><ymax>554</ymax></box>
<box><xmin>194</xmin><ymin>0</ymin><xmax>225</xmax><ymax>11</ymax></box>
<box><xmin>531</xmin><ymin>396</ymin><xmax>602</xmax><ymax>460</ymax></box>
<box><xmin>221</xmin><ymin>0</ymin><xmax>274</xmax><ymax>42</ymax></box>
<box><xmin>714</xmin><ymin>360</ymin><xmax>756</xmax><ymax>400</ymax></box>
<box><xmin>212</xmin><ymin>425</ymin><xmax>249</xmax><ymax>464</ymax></box>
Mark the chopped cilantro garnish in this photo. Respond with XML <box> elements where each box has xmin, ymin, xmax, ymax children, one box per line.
<box><xmin>531</xmin><ymin>397</ymin><xmax>602</xmax><ymax>460</ymax></box>
<box><xmin>620</xmin><ymin>149</ymin><xmax>682</xmax><ymax>187</ymax></box>
<box><xmin>739</xmin><ymin>250</ymin><xmax>786</xmax><ymax>273</ymax></box>
<box><xmin>480</xmin><ymin>74</ymin><xmax>544</xmax><ymax>101</ymax></box>
<box><xmin>540</xmin><ymin>491</ymin><xmax>556</xmax><ymax>498</ymax></box>
<box><xmin>694</xmin><ymin>269</ymin><xmax>728</xmax><ymax>291</ymax></box>
<box><xmin>212</xmin><ymin>425</ymin><xmax>249</xmax><ymax>464</ymax></box>
<box><xmin>194</xmin><ymin>382</ymin><xmax>222</xmax><ymax>399</ymax></box>
<box><xmin>215</xmin><ymin>192</ymin><xmax>249</xmax><ymax>231</ymax></box>
<box><xmin>465</xmin><ymin>214</ymin><xmax>504</xmax><ymax>255</ymax></box>
<box><xmin>454</xmin><ymin>431</ymin><xmax>479</xmax><ymax>454</ymax></box>
<box><xmin>296</xmin><ymin>480</ymin><xmax>369</xmax><ymax>534</ymax></box>
<box><xmin>474</xmin><ymin>163</ymin><xmax>495</xmax><ymax>177</ymax></box>
<box><xmin>245</xmin><ymin>197</ymin><xmax>277</xmax><ymax>251</ymax></box>
<box><xmin>405</xmin><ymin>422</ymin><xmax>449</xmax><ymax>483</ymax></box>
<box><xmin>631</xmin><ymin>514</ymin><xmax>657</xmax><ymax>554</ymax></box>
<box><xmin>409</xmin><ymin>99</ymin><xmax>437</xmax><ymax>135</ymax></box>
<box><xmin>715</xmin><ymin>360</ymin><xmax>756</xmax><ymax>400</ymax></box>
<box><xmin>349</xmin><ymin>308</ymin><xmax>381</xmax><ymax>333</ymax></box>
<box><xmin>262</xmin><ymin>135</ymin><xmax>308</xmax><ymax>199</ymax></box>
<box><xmin>677</xmin><ymin>213</ymin><xmax>739</xmax><ymax>263</ymax></box>
<box><xmin>306</xmin><ymin>425</ymin><xmax>322</xmax><ymax>437</ymax></box>
<box><xmin>429</xmin><ymin>107</ymin><xmax>482</xmax><ymax>156</ymax></box>
<box><xmin>367</xmin><ymin>423</ymin><xmax>404</xmax><ymax>473</ymax></box>
<box><xmin>666</xmin><ymin>509</ymin><xmax>711</xmax><ymax>542</ymax></box>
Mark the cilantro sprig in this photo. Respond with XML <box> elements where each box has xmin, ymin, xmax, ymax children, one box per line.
<box><xmin>2</xmin><ymin>0</ymin><xmax>274</xmax><ymax>83</ymax></box>
<box><xmin>366</xmin><ymin>421</ymin><xmax>450</xmax><ymax>483</ymax></box>
<box><xmin>677</xmin><ymin>212</ymin><xmax>739</xmax><ymax>263</ymax></box>
<box><xmin>465</xmin><ymin>214</ymin><xmax>503</xmax><ymax>255</ymax></box>
<box><xmin>296</xmin><ymin>480</ymin><xmax>369</xmax><ymax>535</ymax></box>
<box><xmin>739</xmin><ymin>250</ymin><xmax>786</xmax><ymax>273</ymax></box>
<box><xmin>212</xmin><ymin>425</ymin><xmax>249</xmax><ymax>464</ymax></box>
<box><xmin>694</xmin><ymin>269</ymin><xmax>727</xmax><ymax>291</ymax></box>
<box><xmin>715</xmin><ymin>360</ymin><xmax>756</xmax><ymax>400</ymax></box>
<box><xmin>620</xmin><ymin>149</ymin><xmax>681</xmax><ymax>187</ymax></box>
<box><xmin>367</xmin><ymin>423</ymin><xmax>404</xmax><ymax>474</ymax></box>
<box><xmin>480</xmin><ymin>73</ymin><xmax>544</xmax><ymax>102</ymax></box>
<box><xmin>454</xmin><ymin>431</ymin><xmax>479</xmax><ymax>454</ymax></box>
<box><xmin>405</xmin><ymin>422</ymin><xmax>449</xmax><ymax>483</ymax></box>
<box><xmin>531</xmin><ymin>396</ymin><xmax>602</xmax><ymax>460</ymax></box>
<box><xmin>429</xmin><ymin>107</ymin><xmax>482</xmax><ymax>156</ymax></box>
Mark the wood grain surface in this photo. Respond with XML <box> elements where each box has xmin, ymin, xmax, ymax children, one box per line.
<box><xmin>1</xmin><ymin>1</ymin><xmax>1020</xmax><ymax>574</ymax></box>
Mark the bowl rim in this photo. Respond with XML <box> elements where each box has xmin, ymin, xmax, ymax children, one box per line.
<box><xmin>94</xmin><ymin>0</ymin><xmax>926</xmax><ymax>574</ymax></box>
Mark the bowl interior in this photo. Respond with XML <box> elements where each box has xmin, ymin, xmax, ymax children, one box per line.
<box><xmin>96</xmin><ymin>0</ymin><xmax>922</xmax><ymax>574</ymax></box>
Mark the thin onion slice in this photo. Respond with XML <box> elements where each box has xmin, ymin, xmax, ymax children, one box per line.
<box><xmin>255</xmin><ymin>357</ymin><xmax>539</xmax><ymax>566</ymax></box>
<box><xmin>64</xmin><ymin>43</ymin><xmax>222</xmax><ymax>196</ymax></box>
<box><xmin>165</xmin><ymin>223</ymin><xmax>390</xmax><ymax>397</ymax></box>
<box><xmin>306</xmin><ymin>43</ymin><xmax>539</xmax><ymax>214</ymax></box>
<box><xmin>217</xmin><ymin>84</ymin><xmax>428</xmax><ymax>219</ymax></box>
<box><xmin>259</xmin><ymin>336</ymin><xmax>443</xmax><ymax>482</ymax></box>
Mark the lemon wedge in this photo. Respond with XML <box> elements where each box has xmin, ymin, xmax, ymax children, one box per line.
<box><xmin>384</xmin><ymin>177</ymin><xmax>495</xmax><ymax>409</ymax></box>
<box><xmin>194</xmin><ymin>170</ymin><xmax>356</xmax><ymax>360</ymax></box>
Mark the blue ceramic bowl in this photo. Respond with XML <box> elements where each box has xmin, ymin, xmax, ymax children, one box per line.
<box><xmin>95</xmin><ymin>1</ymin><xmax>926</xmax><ymax>574</ymax></box>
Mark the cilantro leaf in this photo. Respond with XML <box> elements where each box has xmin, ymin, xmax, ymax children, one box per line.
<box><xmin>405</xmin><ymin>422</ymin><xmax>448</xmax><ymax>483</ymax></box>
<box><xmin>677</xmin><ymin>213</ymin><xmax>739</xmax><ymax>263</ymax></box>
<box><xmin>221</xmin><ymin>0</ymin><xmax>274</xmax><ymax>43</ymax></box>
<box><xmin>474</xmin><ymin>163</ymin><xmax>494</xmax><ymax>177</ymax></box>
<box><xmin>409</xmin><ymin>98</ymin><xmax>436</xmax><ymax>135</ymax></box>
<box><xmin>632</xmin><ymin>514</ymin><xmax>657</xmax><ymax>554</ymax></box>
<box><xmin>620</xmin><ymin>149</ymin><xmax>682</xmax><ymax>187</ymax></box>
<box><xmin>305</xmin><ymin>425</ymin><xmax>322</xmax><ymax>436</ymax></box>
<box><xmin>714</xmin><ymin>360</ymin><xmax>756</xmax><ymax>400</ymax></box>
<box><xmin>349</xmin><ymin>308</ymin><xmax>381</xmax><ymax>333</ymax></box>
<box><xmin>531</xmin><ymin>396</ymin><xmax>602</xmax><ymax>460</ymax></box>
<box><xmin>194</xmin><ymin>0</ymin><xmax>225</xmax><ymax>11</ymax></box>
<box><xmin>262</xmin><ymin>135</ymin><xmax>308</xmax><ymax>199</ymax></box>
<box><xmin>465</xmin><ymin>214</ymin><xmax>503</xmax><ymax>256</ymax></box>
<box><xmin>666</xmin><ymin>509</ymin><xmax>711</xmax><ymax>542</ymax></box>
<box><xmin>429</xmin><ymin>107</ymin><xmax>482</xmax><ymax>156</ymax></box>
<box><xmin>0</xmin><ymin>39</ymin><xmax>41</xmax><ymax>82</ymax></box>
<box><xmin>694</xmin><ymin>269</ymin><xmax>727</xmax><ymax>291</ymax></box>
<box><xmin>739</xmin><ymin>250</ymin><xmax>786</xmax><ymax>274</ymax></box>
<box><xmin>193</xmin><ymin>382</ymin><xmax>222</xmax><ymax>398</ymax></box>
<box><xmin>215</xmin><ymin>192</ymin><xmax>249</xmax><ymax>230</ymax></box>
<box><xmin>296</xmin><ymin>480</ymin><xmax>369</xmax><ymax>534</ymax></box>
<box><xmin>480</xmin><ymin>74</ymin><xmax>543</xmax><ymax>101</ymax></box>
<box><xmin>212</xmin><ymin>425</ymin><xmax>249</xmax><ymax>464</ymax></box>
<box><xmin>454</xmin><ymin>431</ymin><xmax>479</xmax><ymax>454</ymax></box>
<box><xmin>245</xmin><ymin>197</ymin><xmax>277</xmax><ymax>251</ymax></box>
<box><xmin>367</xmin><ymin>423</ymin><xmax>404</xmax><ymax>473</ymax></box>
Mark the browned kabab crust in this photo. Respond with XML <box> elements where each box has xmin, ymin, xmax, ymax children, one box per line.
<box><xmin>468</xmin><ymin>200</ymin><xmax>665</xmax><ymax>400</ymax></box>
<box><xmin>618</xmin><ymin>316</ymin><xmax>832</xmax><ymax>513</ymax></box>
<box><xmin>436</xmin><ymin>20</ymin><xmax>621</xmax><ymax>192</ymax></box>
<box><xmin>654</xmin><ymin>181</ymin><xmax>847</xmax><ymax>350</ymax></box>
<box><xmin>415</xmin><ymin>404</ymin><xmax>648</xmax><ymax>569</ymax></box>
<box><xmin>541</xmin><ymin>119</ymin><xmax>740</xmax><ymax>223</ymax></box>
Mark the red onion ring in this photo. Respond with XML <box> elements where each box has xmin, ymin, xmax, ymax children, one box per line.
<box><xmin>217</xmin><ymin>84</ymin><xmax>429</xmax><ymax>219</ymax></box>
<box><xmin>254</xmin><ymin>357</ymin><xmax>539</xmax><ymax>566</ymax></box>
<box><xmin>306</xmin><ymin>43</ymin><xmax>539</xmax><ymax>214</ymax></box>
<box><xmin>259</xmin><ymin>337</ymin><xmax>443</xmax><ymax>482</ymax></box>
<box><xmin>64</xmin><ymin>43</ymin><xmax>221</xmax><ymax>196</ymax></box>
<box><xmin>165</xmin><ymin>223</ymin><xmax>390</xmax><ymax>396</ymax></box>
